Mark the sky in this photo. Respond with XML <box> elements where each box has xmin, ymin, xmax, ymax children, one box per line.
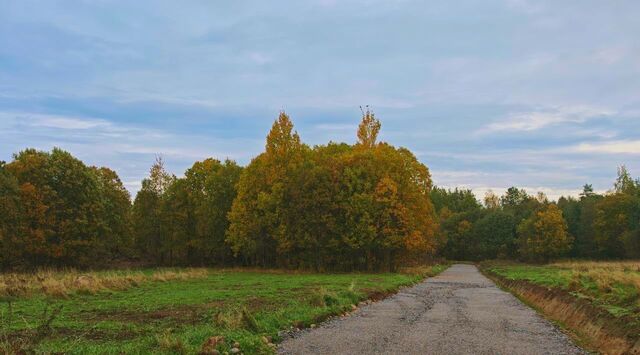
<box><xmin>1</xmin><ymin>0</ymin><xmax>639</xmax><ymax>200</ymax></box>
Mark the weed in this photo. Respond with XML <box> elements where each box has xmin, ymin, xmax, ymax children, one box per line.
<box><xmin>241</xmin><ymin>307</ymin><xmax>259</xmax><ymax>332</ymax></box>
<box><xmin>156</xmin><ymin>329</ymin><xmax>188</xmax><ymax>354</ymax></box>
<box><xmin>0</xmin><ymin>300</ymin><xmax>63</xmax><ymax>353</ymax></box>
<box><xmin>213</xmin><ymin>305</ymin><xmax>260</xmax><ymax>332</ymax></box>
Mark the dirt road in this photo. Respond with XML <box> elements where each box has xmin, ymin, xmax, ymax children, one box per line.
<box><xmin>278</xmin><ymin>264</ymin><xmax>584</xmax><ymax>355</ymax></box>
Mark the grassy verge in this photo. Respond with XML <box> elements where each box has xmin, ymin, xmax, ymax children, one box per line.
<box><xmin>0</xmin><ymin>264</ymin><xmax>448</xmax><ymax>354</ymax></box>
<box><xmin>483</xmin><ymin>261</ymin><xmax>640</xmax><ymax>320</ymax></box>
<box><xmin>480</xmin><ymin>260</ymin><xmax>640</xmax><ymax>354</ymax></box>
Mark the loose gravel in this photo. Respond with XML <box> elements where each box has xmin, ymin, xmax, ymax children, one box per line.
<box><xmin>278</xmin><ymin>264</ymin><xmax>585</xmax><ymax>355</ymax></box>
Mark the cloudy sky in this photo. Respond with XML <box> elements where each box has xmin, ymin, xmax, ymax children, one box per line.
<box><xmin>1</xmin><ymin>0</ymin><xmax>639</xmax><ymax>199</ymax></box>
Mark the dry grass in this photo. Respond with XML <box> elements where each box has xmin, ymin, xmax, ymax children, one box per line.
<box><xmin>551</xmin><ymin>260</ymin><xmax>640</xmax><ymax>272</ymax></box>
<box><xmin>213</xmin><ymin>306</ymin><xmax>259</xmax><ymax>331</ymax></box>
<box><xmin>551</xmin><ymin>260</ymin><xmax>640</xmax><ymax>296</ymax></box>
<box><xmin>0</xmin><ymin>268</ymin><xmax>209</xmax><ymax>299</ymax></box>
<box><xmin>155</xmin><ymin>329</ymin><xmax>188</xmax><ymax>354</ymax></box>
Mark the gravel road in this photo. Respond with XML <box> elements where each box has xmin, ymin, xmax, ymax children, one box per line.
<box><xmin>278</xmin><ymin>264</ymin><xmax>585</xmax><ymax>355</ymax></box>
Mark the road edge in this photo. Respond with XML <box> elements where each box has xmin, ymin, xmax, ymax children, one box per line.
<box><xmin>276</xmin><ymin>263</ymin><xmax>452</xmax><ymax>348</ymax></box>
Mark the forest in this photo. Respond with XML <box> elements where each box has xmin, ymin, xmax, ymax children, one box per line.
<box><xmin>1</xmin><ymin>111</ymin><xmax>638</xmax><ymax>271</ymax></box>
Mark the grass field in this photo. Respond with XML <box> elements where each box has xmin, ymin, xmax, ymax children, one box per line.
<box><xmin>484</xmin><ymin>260</ymin><xmax>640</xmax><ymax>321</ymax></box>
<box><xmin>0</xmin><ymin>265</ymin><xmax>448</xmax><ymax>354</ymax></box>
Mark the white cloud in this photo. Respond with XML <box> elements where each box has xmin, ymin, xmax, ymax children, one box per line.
<box><xmin>115</xmin><ymin>93</ymin><xmax>219</xmax><ymax>109</ymax></box>
<box><xmin>0</xmin><ymin>112</ymin><xmax>110</xmax><ymax>130</ymax></box>
<box><xmin>574</xmin><ymin>140</ymin><xmax>640</xmax><ymax>154</ymax></box>
<box><xmin>472</xmin><ymin>186</ymin><xmax>589</xmax><ymax>202</ymax></box>
<box><xmin>111</xmin><ymin>143</ymin><xmax>237</xmax><ymax>160</ymax></box>
<box><xmin>478</xmin><ymin>105</ymin><xmax>614</xmax><ymax>134</ymax></box>
<box><xmin>436</xmin><ymin>183</ymin><xmax>598</xmax><ymax>202</ymax></box>
<box><xmin>248</xmin><ymin>52</ymin><xmax>272</xmax><ymax>65</ymax></box>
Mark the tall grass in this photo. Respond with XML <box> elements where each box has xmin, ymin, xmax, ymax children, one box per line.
<box><xmin>0</xmin><ymin>268</ymin><xmax>209</xmax><ymax>298</ymax></box>
<box><xmin>550</xmin><ymin>260</ymin><xmax>640</xmax><ymax>272</ymax></box>
<box><xmin>550</xmin><ymin>261</ymin><xmax>640</xmax><ymax>297</ymax></box>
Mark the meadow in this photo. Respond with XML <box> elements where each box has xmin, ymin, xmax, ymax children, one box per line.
<box><xmin>485</xmin><ymin>260</ymin><xmax>640</xmax><ymax>319</ymax></box>
<box><xmin>0</xmin><ymin>265</ymin><xmax>448</xmax><ymax>354</ymax></box>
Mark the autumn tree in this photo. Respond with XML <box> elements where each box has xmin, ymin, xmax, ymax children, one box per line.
<box><xmin>483</xmin><ymin>190</ymin><xmax>500</xmax><ymax>209</ymax></box>
<box><xmin>334</xmin><ymin>116</ymin><xmax>438</xmax><ymax>269</ymax></box>
<box><xmin>227</xmin><ymin>110</ymin><xmax>438</xmax><ymax>271</ymax></box>
<box><xmin>3</xmin><ymin>148</ymin><xmax>126</xmax><ymax>267</ymax></box>
<box><xmin>356</xmin><ymin>106</ymin><xmax>381</xmax><ymax>148</ymax></box>
<box><xmin>518</xmin><ymin>204</ymin><xmax>572</xmax><ymax>262</ymax></box>
<box><xmin>227</xmin><ymin>112</ymin><xmax>308</xmax><ymax>267</ymax></box>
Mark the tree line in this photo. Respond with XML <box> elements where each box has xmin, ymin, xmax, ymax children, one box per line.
<box><xmin>434</xmin><ymin>166</ymin><xmax>640</xmax><ymax>262</ymax></box>
<box><xmin>1</xmin><ymin>111</ymin><xmax>638</xmax><ymax>270</ymax></box>
<box><xmin>0</xmin><ymin>110</ymin><xmax>439</xmax><ymax>271</ymax></box>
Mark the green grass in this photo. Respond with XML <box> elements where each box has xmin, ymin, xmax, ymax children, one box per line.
<box><xmin>484</xmin><ymin>261</ymin><xmax>640</xmax><ymax>322</ymax></box>
<box><xmin>0</xmin><ymin>266</ymin><xmax>447</xmax><ymax>354</ymax></box>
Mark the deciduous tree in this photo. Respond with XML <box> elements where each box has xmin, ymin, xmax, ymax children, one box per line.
<box><xmin>518</xmin><ymin>204</ymin><xmax>572</xmax><ymax>262</ymax></box>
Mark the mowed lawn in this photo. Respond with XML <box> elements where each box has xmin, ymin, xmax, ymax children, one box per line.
<box><xmin>485</xmin><ymin>261</ymin><xmax>640</xmax><ymax>321</ymax></box>
<box><xmin>0</xmin><ymin>266</ymin><xmax>447</xmax><ymax>354</ymax></box>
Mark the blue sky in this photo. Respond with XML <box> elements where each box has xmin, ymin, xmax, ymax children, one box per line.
<box><xmin>1</xmin><ymin>0</ymin><xmax>639</xmax><ymax>200</ymax></box>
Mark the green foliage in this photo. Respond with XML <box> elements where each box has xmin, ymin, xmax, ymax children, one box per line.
<box><xmin>93</xmin><ymin>167</ymin><xmax>133</xmax><ymax>257</ymax></box>
<box><xmin>132</xmin><ymin>157</ymin><xmax>173</xmax><ymax>263</ymax></box>
<box><xmin>0</xmin><ymin>162</ymin><xmax>22</xmax><ymax>269</ymax></box>
<box><xmin>430</xmin><ymin>187</ymin><xmax>481</xmax><ymax>214</ymax></box>
<box><xmin>500</xmin><ymin>186</ymin><xmax>541</xmax><ymax>224</ymax></box>
<box><xmin>436</xmin><ymin>167</ymin><xmax>640</xmax><ymax>262</ymax></box>
<box><xmin>473</xmin><ymin>211</ymin><xmax>517</xmax><ymax>259</ymax></box>
<box><xmin>594</xmin><ymin>192</ymin><xmax>640</xmax><ymax>258</ymax></box>
<box><xmin>440</xmin><ymin>209</ymin><xmax>484</xmax><ymax>260</ymax></box>
<box><xmin>133</xmin><ymin>157</ymin><xmax>242</xmax><ymax>266</ymax></box>
<box><xmin>579</xmin><ymin>165</ymin><xmax>640</xmax><ymax>259</ymax></box>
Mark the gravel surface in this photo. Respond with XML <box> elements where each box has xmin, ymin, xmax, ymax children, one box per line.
<box><xmin>278</xmin><ymin>264</ymin><xmax>585</xmax><ymax>355</ymax></box>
